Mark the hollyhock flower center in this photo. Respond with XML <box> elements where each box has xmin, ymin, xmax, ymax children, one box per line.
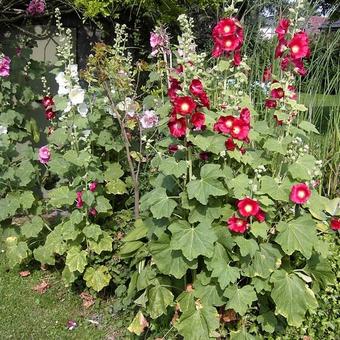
<box><xmin>291</xmin><ymin>45</ymin><xmax>300</xmax><ymax>54</ymax></box>
<box><xmin>244</xmin><ymin>204</ymin><xmax>253</xmax><ymax>213</ymax></box>
<box><xmin>224</xmin><ymin>26</ymin><xmax>231</xmax><ymax>33</ymax></box>
<box><xmin>233</xmin><ymin>126</ymin><xmax>241</xmax><ymax>134</ymax></box>
<box><xmin>297</xmin><ymin>190</ymin><xmax>306</xmax><ymax>198</ymax></box>
<box><xmin>225</xmin><ymin>39</ymin><xmax>232</xmax><ymax>47</ymax></box>
<box><xmin>181</xmin><ymin>103</ymin><xmax>189</xmax><ymax>112</ymax></box>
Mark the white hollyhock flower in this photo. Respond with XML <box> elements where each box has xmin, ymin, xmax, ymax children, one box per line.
<box><xmin>140</xmin><ymin>110</ymin><xmax>158</xmax><ymax>129</ymax></box>
<box><xmin>0</xmin><ymin>125</ymin><xmax>8</xmax><ymax>135</ymax></box>
<box><xmin>69</xmin><ymin>87</ymin><xmax>85</xmax><ymax>105</ymax></box>
<box><xmin>63</xmin><ymin>101</ymin><xmax>72</xmax><ymax>113</ymax></box>
<box><xmin>68</xmin><ymin>64</ymin><xmax>78</xmax><ymax>79</ymax></box>
<box><xmin>77</xmin><ymin>102</ymin><xmax>88</xmax><ymax>117</ymax></box>
<box><xmin>56</xmin><ymin>72</ymin><xmax>71</xmax><ymax>95</ymax></box>
<box><xmin>117</xmin><ymin>97</ymin><xmax>137</xmax><ymax>117</ymax></box>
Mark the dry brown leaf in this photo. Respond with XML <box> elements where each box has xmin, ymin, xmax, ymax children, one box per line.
<box><xmin>221</xmin><ymin>309</ymin><xmax>238</xmax><ymax>323</ymax></box>
<box><xmin>19</xmin><ymin>270</ymin><xmax>31</xmax><ymax>277</ymax></box>
<box><xmin>33</xmin><ymin>280</ymin><xmax>50</xmax><ymax>294</ymax></box>
<box><xmin>80</xmin><ymin>291</ymin><xmax>95</xmax><ymax>308</ymax></box>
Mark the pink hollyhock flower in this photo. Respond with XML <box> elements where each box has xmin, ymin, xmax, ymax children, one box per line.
<box><xmin>89</xmin><ymin>182</ymin><xmax>97</xmax><ymax>192</ymax></box>
<box><xmin>189</xmin><ymin>79</ymin><xmax>205</xmax><ymax>97</ymax></box>
<box><xmin>173</xmin><ymin>96</ymin><xmax>196</xmax><ymax>116</ymax></box>
<box><xmin>227</xmin><ymin>216</ymin><xmax>249</xmax><ymax>234</ymax></box>
<box><xmin>330</xmin><ymin>218</ymin><xmax>340</xmax><ymax>231</ymax></box>
<box><xmin>262</xmin><ymin>66</ymin><xmax>272</xmax><ymax>82</ymax></box>
<box><xmin>27</xmin><ymin>0</ymin><xmax>45</xmax><ymax>16</ymax></box>
<box><xmin>289</xmin><ymin>183</ymin><xmax>311</xmax><ymax>204</ymax></box>
<box><xmin>288</xmin><ymin>32</ymin><xmax>310</xmax><ymax>59</ymax></box>
<box><xmin>45</xmin><ymin>109</ymin><xmax>56</xmax><ymax>120</ymax></box>
<box><xmin>237</xmin><ymin>197</ymin><xmax>260</xmax><ymax>217</ymax></box>
<box><xmin>225</xmin><ymin>138</ymin><xmax>236</xmax><ymax>151</ymax></box>
<box><xmin>89</xmin><ymin>208</ymin><xmax>97</xmax><ymax>217</ymax></box>
<box><xmin>199</xmin><ymin>92</ymin><xmax>210</xmax><ymax>108</ymax></box>
<box><xmin>140</xmin><ymin>110</ymin><xmax>159</xmax><ymax>129</ymax></box>
<box><xmin>280</xmin><ymin>56</ymin><xmax>290</xmax><ymax>71</ymax></box>
<box><xmin>76</xmin><ymin>192</ymin><xmax>84</xmax><ymax>209</ymax></box>
<box><xmin>38</xmin><ymin>146</ymin><xmax>51</xmax><ymax>164</ymax></box>
<box><xmin>265</xmin><ymin>99</ymin><xmax>277</xmax><ymax>109</ymax></box>
<box><xmin>255</xmin><ymin>209</ymin><xmax>266</xmax><ymax>222</ymax></box>
<box><xmin>0</xmin><ymin>56</ymin><xmax>11</xmax><ymax>77</ymax></box>
<box><xmin>230</xmin><ymin>118</ymin><xmax>250</xmax><ymax>141</ymax></box>
<box><xmin>275</xmin><ymin>19</ymin><xmax>290</xmax><ymax>40</ymax></box>
<box><xmin>292</xmin><ymin>58</ymin><xmax>308</xmax><ymax>76</ymax></box>
<box><xmin>271</xmin><ymin>87</ymin><xmax>285</xmax><ymax>99</ymax></box>
<box><xmin>41</xmin><ymin>96</ymin><xmax>54</xmax><ymax>108</ymax></box>
<box><xmin>168</xmin><ymin>116</ymin><xmax>186</xmax><ymax>138</ymax></box>
<box><xmin>150</xmin><ymin>27</ymin><xmax>170</xmax><ymax>56</ymax></box>
<box><xmin>214</xmin><ymin>115</ymin><xmax>235</xmax><ymax>134</ymax></box>
<box><xmin>240</xmin><ymin>107</ymin><xmax>251</xmax><ymax>125</ymax></box>
<box><xmin>168</xmin><ymin>144</ymin><xmax>178</xmax><ymax>154</ymax></box>
<box><xmin>191</xmin><ymin>112</ymin><xmax>205</xmax><ymax>130</ymax></box>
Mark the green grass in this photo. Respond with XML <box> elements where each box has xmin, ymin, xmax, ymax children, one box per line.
<box><xmin>0</xmin><ymin>254</ymin><xmax>126</xmax><ymax>340</ymax></box>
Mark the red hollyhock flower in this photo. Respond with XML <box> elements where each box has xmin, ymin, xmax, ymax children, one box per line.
<box><xmin>227</xmin><ymin>216</ymin><xmax>249</xmax><ymax>234</ymax></box>
<box><xmin>230</xmin><ymin>118</ymin><xmax>250</xmax><ymax>141</ymax></box>
<box><xmin>239</xmin><ymin>146</ymin><xmax>246</xmax><ymax>154</ymax></box>
<box><xmin>330</xmin><ymin>218</ymin><xmax>340</xmax><ymax>231</ymax></box>
<box><xmin>168</xmin><ymin>144</ymin><xmax>178</xmax><ymax>154</ymax></box>
<box><xmin>288</xmin><ymin>32</ymin><xmax>310</xmax><ymax>59</ymax></box>
<box><xmin>213</xmin><ymin>18</ymin><xmax>237</xmax><ymax>38</ymax></box>
<box><xmin>168</xmin><ymin>116</ymin><xmax>187</xmax><ymax>138</ymax></box>
<box><xmin>240</xmin><ymin>107</ymin><xmax>251</xmax><ymax>124</ymax></box>
<box><xmin>288</xmin><ymin>85</ymin><xmax>297</xmax><ymax>100</ymax></box>
<box><xmin>289</xmin><ymin>183</ymin><xmax>311</xmax><ymax>204</ymax></box>
<box><xmin>217</xmin><ymin>35</ymin><xmax>241</xmax><ymax>52</ymax></box>
<box><xmin>45</xmin><ymin>109</ymin><xmax>56</xmax><ymax>120</ymax></box>
<box><xmin>199</xmin><ymin>152</ymin><xmax>209</xmax><ymax>161</ymax></box>
<box><xmin>233</xmin><ymin>49</ymin><xmax>242</xmax><ymax>66</ymax></box>
<box><xmin>237</xmin><ymin>197</ymin><xmax>260</xmax><ymax>217</ymax></box>
<box><xmin>214</xmin><ymin>115</ymin><xmax>235</xmax><ymax>134</ymax></box>
<box><xmin>173</xmin><ymin>96</ymin><xmax>196</xmax><ymax>116</ymax></box>
<box><xmin>292</xmin><ymin>58</ymin><xmax>307</xmax><ymax>76</ymax></box>
<box><xmin>212</xmin><ymin>43</ymin><xmax>223</xmax><ymax>58</ymax></box>
<box><xmin>274</xmin><ymin>115</ymin><xmax>283</xmax><ymax>126</ymax></box>
<box><xmin>275</xmin><ymin>19</ymin><xmax>290</xmax><ymax>40</ymax></box>
<box><xmin>42</xmin><ymin>96</ymin><xmax>54</xmax><ymax>108</ymax></box>
<box><xmin>76</xmin><ymin>191</ymin><xmax>84</xmax><ymax>209</ymax></box>
<box><xmin>265</xmin><ymin>99</ymin><xmax>277</xmax><ymax>109</ymax></box>
<box><xmin>168</xmin><ymin>78</ymin><xmax>182</xmax><ymax>102</ymax></box>
<box><xmin>255</xmin><ymin>209</ymin><xmax>266</xmax><ymax>222</ymax></box>
<box><xmin>280</xmin><ymin>56</ymin><xmax>290</xmax><ymax>71</ymax></box>
<box><xmin>262</xmin><ymin>66</ymin><xmax>272</xmax><ymax>82</ymax></box>
<box><xmin>225</xmin><ymin>137</ymin><xmax>236</xmax><ymax>151</ymax></box>
<box><xmin>271</xmin><ymin>87</ymin><xmax>285</xmax><ymax>99</ymax></box>
<box><xmin>174</xmin><ymin>64</ymin><xmax>184</xmax><ymax>74</ymax></box>
<box><xmin>189</xmin><ymin>79</ymin><xmax>205</xmax><ymax>97</ymax></box>
<box><xmin>275</xmin><ymin>40</ymin><xmax>286</xmax><ymax>59</ymax></box>
<box><xmin>191</xmin><ymin>111</ymin><xmax>205</xmax><ymax>129</ymax></box>
<box><xmin>199</xmin><ymin>92</ymin><xmax>210</xmax><ymax>108</ymax></box>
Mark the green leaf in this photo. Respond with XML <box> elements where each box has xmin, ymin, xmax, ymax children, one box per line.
<box><xmin>119</xmin><ymin>241</ymin><xmax>144</xmax><ymax>256</ymax></box>
<box><xmin>169</xmin><ymin>220</ymin><xmax>217</xmax><ymax>261</ymax></box>
<box><xmin>159</xmin><ymin>158</ymin><xmax>187</xmax><ymax>178</ymax></box>
<box><xmin>103</xmin><ymin>162</ymin><xmax>124</xmax><ymax>181</ymax></box>
<box><xmin>271</xmin><ymin>270</ymin><xmax>318</xmax><ymax>326</ymax></box>
<box><xmin>257</xmin><ymin>311</ymin><xmax>277</xmax><ymax>333</ymax></box>
<box><xmin>234</xmin><ymin>236</ymin><xmax>259</xmax><ymax>257</ymax></box>
<box><xmin>188</xmin><ymin>201</ymin><xmax>225</xmax><ymax>224</ymax></box>
<box><xmin>149</xmin><ymin>233</ymin><xmax>197</xmax><ymax>279</ymax></box>
<box><xmin>304</xmin><ymin>255</ymin><xmax>335</xmax><ymax>289</ymax></box>
<box><xmin>175</xmin><ymin>305</ymin><xmax>220</xmax><ymax>340</ymax></box>
<box><xmin>230</xmin><ymin>327</ymin><xmax>256</xmax><ymax>340</ymax></box>
<box><xmin>224</xmin><ymin>285</ymin><xmax>257</xmax><ymax>316</ymax></box>
<box><xmin>15</xmin><ymin>161</ymin><xmax>35</xmax><ymax>186</ymax></box>
<box><xmin>48</xmin><ymin>128</ymin><xmax>68</xmax><ymax>144</ymax></box>
<box><xmin>147</xmin><ymin>285</ymin><xmax>174</xmax><ymax>319</ymax></box>
<box><xmin>83</xmin><ymin>224</ymin><xmax>103</xmax><ymax>241</ymax></box>
<box><xmin>6</xmin><ymin>241</ymin><xmax>30</xmax><ymax>267</ymax></box>
<box><xmin>65</xmin><ymin>247</ymin><xmax>88</xmax><ymax>273</ymax></box>
<box><xmin>105</xmin><ymin>178</ymin><xmax>127</xmax><ymax>194</ymax></box>
<box><xmin>84</xmin><ymin>265</ymin><xmax>112</xmax><ymax>292</ymax></box>
<box><xmin>263</xmin><ymin>138</ymin><xmax>286</xmax><ymax>155</ymax></box>
<box><xmin>299</xmin><ymin>121</ymin><xmax>319</xmax><ymax>134</ymax></box>
<box><xmin>128</xmin><ymin>311</ymin><xmax>149</xmax><ymax>336</ymax></box>
<box><xmin>123</xmin><ymin>219</ymin><xmax>148</xmax><ymax>242</ymax></box>
<box><xmin>48</xmin><ymin>186</ymin><xmax>75</xmax><ymax>208</ymax></box>
<box><xmin>19</xmin><ymin>191</ymin><xmax>35</xmax><ymax>210</ymax></box>
<box><xmin>33</xmin><ymin>246</ymin><xmax>55</xmax><ymax>265</ymax></box>
<box><xmin>250</xmin><ymin>221</ymin><xmax>269</xmax><ymax>239</ymax></box>
<box><xmin>288</xmin><ymin>154</ymin><xmax>316</xmax><ymax>181</ymax></box>
<box><xmin>188</xmin><ymin>131</ymin><xmax>226</xmax><ymax>154</ymax></box>
<box><xmin>194</xmin><ymin>281</ymin><xmax>225</xmax><ymax>307</ymax></box>
<box><xmin>89</xmin><ymin>232</ymin><xmax>113</xmax><ymax>255</ymax></box>
<box><xmin>177</xmin><ymin>291</ymin><xmax>196</xmax><ymax>314</ymax></box>
<box><xmin>187</xmin><ymin>164</ymin><xmax>227</xmax><ymax>205</ymax></box>
<box><xmin>229</xmin><ymin>174</ymin><xmax>250</xmax><ymax>198</ymax></box>
<box><xmin>96</xmin><ymin>196</ymin><xmax>112</xmax><ymax>213</ymax></box>
<box><xmin>260</xmin><ymin>176</ymin><xmax>289</xmax><ymax>201</ymax></box>
<box><xmin>275</xmin><ymin>216</ymin><xmax>317</xmax><ymax>258</ymax></box>
<box><xmin>21</xmin><ymin>216</ymin><xmax>44</xmax><ymax>238</ymax></box>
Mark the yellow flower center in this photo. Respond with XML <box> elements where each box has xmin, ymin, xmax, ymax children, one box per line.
<box><xmin>225</xmin><ymin>40</ymin><xmax>232</xmax><ymax>47</ymax></box>
<box><xmin>181</xmin><ymin>103</ymin><xmax>189</xmax><ymax>112</ymax></box>
<box><xmin>225</xmin><ymin>120</ymin><xmax>233</xmax><ymax>128</ymax></box>
<box><xmin>224</xmin><ymin>25</ymin><xmax>231</xmax><ymax>33</ymax></box>
<box><xmin>291</xmin><ymin>45</ymin><xmax>300</xmax><ymax>54</ymax></box>
<box><xmin>297</xmin><ymin>190</ymin><xmax>306</xmax><ymax>198</ymax></box>
<box><xmin>244</xmin><ymin>204</ymin><xmax>252</xmax><ymax>213</ymax></box>
<box><xmin>233</xmin><ymin>126</ymin><xmax>241</xmax><ymax>134</ymax></box>
<box><xmin>236</xmin><ymin>220</ymin><xmax>243</xmax><ymax>227</ymax></box>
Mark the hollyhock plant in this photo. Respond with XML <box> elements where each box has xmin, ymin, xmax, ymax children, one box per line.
<box><xmin>275</xmin><ymin>19</ymin><xmax>290</xmax><ymax>41</ymax></box>
<box><xmin>237</xmin><ymin>197</ymin><xmax>260</xmax><ymax>217</ymax></box>
<box><xmin>289</xmin><ymin>183</ymin><xmax>311</xmax><ymax>204</ymax></box>
<box><xmin>38</xmin><ymin>146</ymin><xmax>51</xmax><ymax>164</ymax></box>
<box><xmin>89</xmin><ymin>208</ymin><xmax>98</xmax><ymax>217</ymax></box>
<box><xmin>262</xmin><ymin>66</ymin><xmax>272</xmax><ymax>82</ymax></box>
<box><xmin>189</xmin><ymin>79</ymin><xmax>205</xmax><ymax>97</ymax></box>
<box><xmin>214</xmin><ymin>115</ymin><xmax>235</xmax><ymax>134</ymax></box>
<box><xmin>45</xmin><ymin>109</ymin><xmax>56</xmax><ymax>120</ymax></box>
<box><xmin>199</xmin><ymin>92</ymin><xmax>210</xmax><ymax>108</ymax></box>
<box><xmin>150</xmin><ymin>27</ymin><xmax>170</xmax><ymax>57</ymax></box>
<box><xmin>288</xmin><ymin>32</ymin><xmax>310</xmax><ymax>59</ymax></box>
<box><xmin>240</xmin><ymin>107</ymin><xmax>251</xmax><ymax>124</ymax></box>
<box><xmin>227</xmin><ymin>216</ymin><xmax>249</xmax><ymax>233</ymax></box>
<box><xmin>191</xmin><ymin>112</ymin><xmax>205</xmax><ymax>130</ymax></box>
<box><xmin>168</xmin><ymin>144</ymin><xmax>179</xmax><ymax>154</ymax></box>
<box><xmin>0</xmin><ymin>55</ymin><xmax>11</xmax><ymax>77</ymax></box>
<box><xmin>173</xmin><ymin>96</ymin><xmax>196</xmax><ymax>116</ymax></box>
<box><xmin>255</xmin><ymin>209</ymin><xmax>266</xmax><ymax>222</ymax></box>
<box><xmin>168</xmin><ymin>116</ymin><xmax>186</xmax><ymax>138</ymax></box>
<box><xmin>330</xmin><ymin>218</ymin><xmax>340</xmax><ymax>231</ymax></box>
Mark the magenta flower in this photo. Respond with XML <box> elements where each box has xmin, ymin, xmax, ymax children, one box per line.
<box><xmin>27</xmin><ymin>0</ymin><xmax>45</xmax><ymax>16</ymax></box>
<box><xmin>76</xmin><ymin>192</ymin><xmax>84</xmax><ymax>209</ymax></box>
<box><xmin>150</xmin><ymin>27</ymin><xmax>170</xmax><ymax>56</ymax></box>
<box><xmin>38</xmin><ymin>146</ymin><xmax>51</xmax><ymax>164</ymax></box>
<box><xmin>88</xmin><ymin>182</ymin><xmax>97</xmax><ymax>192</ymax></box>
<box><xmin>0</xmin><ymin>56</ymin><xmax>11</xmax><ymax>77</ymax></box>
<box><xmin>140</xmin><ymin>110</ymin><xmax>158</xmax><ymax>129</ymax></box>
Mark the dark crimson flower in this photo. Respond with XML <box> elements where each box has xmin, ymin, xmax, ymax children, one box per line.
<box><xmin>265</xmin><ymin>99</ymin><xmax>277</xmax><ymax>109</ymax></box>
<box><xmin>330</xmin><ymin>218</ymin><xmax>340</xmax><ymax>231</ymax></box>
<box><xmin>280</xmin><ymin>56</ymin><xmax>290</xmax><ymax>71</ymax></box>
<box><xmin>191</xmin><ymin>111</ymin><xmax>205</xmax><ymax>130</ymax></box>
<box><xmin>275</xmin><ymin>19</ymin><xmax>290</xmax><ymax>40</ymax></box>
<box><xmin>89</xmin><ymin>208</ymin><xmax>97</xmax><ymax>217</ymax></box>
<box><xmin>45</xmin><ymin>109</ymin><xmax>56</xmax><ymax>120</ymax></box>
<box><xmin>289</xmin><ymin>183</ymin><xmax>311</xmax><ymax>204</ymax></box>
<box><xmin>271</xmin><ymin>87</ymin><xmax>285</xmax><ymax>99</ymax></box>
<box><xmin>225</xmin><ymin>137</ymin><xmax>236</xmax><ymax>151</ymax></box>
<box><xmin>288</xmin><ymin>85</ymin><xmax>298</xmax><ymax>100</ymax></box>
<box><xmin>173</xmin><ymin>96</ymin><xmax>196</xmax><ymax>116</ymax></box>
<box><xmin>292</xmin><ymin>58</ymin><xmax>308</xmax><ymax>76</ymax></box>
<box><xmin>168</xmin><ymin>144</ymin><xmax>179</xmax><ymax>154</ymax></box>
<box><xmin>76</xmin><ymin>191</ymin><xmax>84</xmax><ymax>209</ymax></box>
<box><xmin>232</xmin><ymin>49</ymin><xmax>242</xmax><ymax>66</ymax></box>
<box><xmin>274</xmin><ymin>115</ymin><xmax>283</xmax><ymax>126</ymax></box>
<box><xmin>213</xmin><ymin>18</ymin><xmax>237</xmax><ymax>38</ymax></box>
<box><xmin>212</xmin><ymin>43</ymin><xmax>223</xmax><ymax>58</ymax></box>
<box><xmin>41</xmin><ymin>96</ymin><xmax>54</xmax><ymax>108</ymax></box>
<box><xmin>240</xmin><ymin>107</ymin><xmax>251</xmax><ymax>124</ymax></box>
<box><xmin>237</xmin><ymin>197</ymin><xmax>260</xmax><ymax>217</ymax></box>
<box><xmin>199</xmin><ymin>152</ymin><xmax>209</xmax><ymax>161</ymax></box>
<box><xmin>230</xmin><ymin>118</ymin><xmax>250</xmax><ymax>141</ymax></box>
<box><xmin>199</xmin><ymin>92</ymin><xmax>210</xmax><ymax>108</ymax></box>
<box><xmin>239</xmin><ymin>146</ymin><xmax>246</xmax><ymax>154</ymax></box>
<box><xmin>262</xmin><ymin>66</ymin><xmax>272</xmax><ymax>82</ymax></box>
<box><xmin>227</xmin><ymin>216</ymin><xmax>249</xmax><ymax>234</ymax></box>
<box><xmin>167</xmin><ymin>78</ymin><xmax>182</xmax><ymax>102</ymax></box>
<box><xmin>288</xmin><ymin>32</ymin><xmax>310</xmax><ymax>59</ymax></box>
<box><xmin>214</xmin><ymin>115</ymin><xmax>235</xmax><ymax>134</ymax></box>
<box><xmin>168</xmin><ymin>116</ymin><xmax>187</xmax><ymax>138</ymax></box>
<box><xmin>189</xmin><ymin>79</ymin><xmax>205</xmax><ymax>97</ymax></box>
<box><xmin>255</xmin><ymin>209</ymin><xmax>266</xmax><ymax>222</ymax></box>
<box><xmin>275</xmin><ymin>40</ymin><xmax>286</xmax><ymax>59</ymax></box>
<box><xmin>175</xmin><ymin>64</ymin><xmax>184</xmax><ymax>74</ymax></box>
<box><xmin>89</xmin><ymin>182</ymin><xmax>97</xmax><ymax>192</ymax></box>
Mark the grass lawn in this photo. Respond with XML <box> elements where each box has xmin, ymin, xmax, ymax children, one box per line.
<box><xmin>0</xmin><ymin>254</ymin><xmax>127</xmax><ymax>340</ymax></box>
